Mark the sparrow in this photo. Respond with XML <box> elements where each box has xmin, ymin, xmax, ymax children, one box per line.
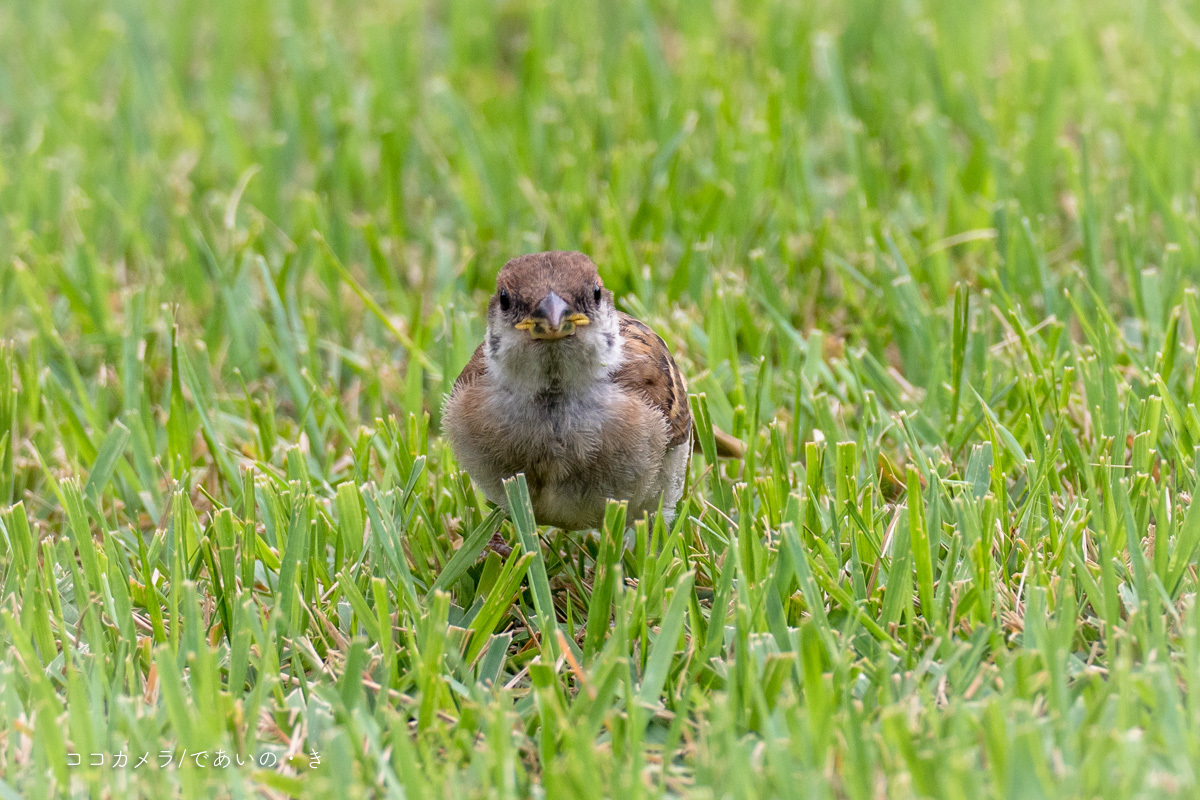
<box><xmin>443</xmin><ymin>250</ymin><xmax>739</xmax><ymax>531</ymax></box>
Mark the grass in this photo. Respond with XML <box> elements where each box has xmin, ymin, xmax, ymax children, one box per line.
<box><xmin>3</xmin><ymin>0</ymin><xmax>1200</xmax><ymax>796</ymax></box>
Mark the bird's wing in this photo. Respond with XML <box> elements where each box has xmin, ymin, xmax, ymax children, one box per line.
<box><xmin>451</xmin><ymin>344</ymin><xmax>488</xmax><ymax>394</ymax></box>
<box><xmin>613</xmin><ymin>313</ymin><xmax>692</xmax><ymax>448</ymax></box>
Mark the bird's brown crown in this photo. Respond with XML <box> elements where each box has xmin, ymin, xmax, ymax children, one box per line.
<box><xmin>492</xmin><ymin>251</ymin><xmax>605</xmax><ymax>321</ymax></box>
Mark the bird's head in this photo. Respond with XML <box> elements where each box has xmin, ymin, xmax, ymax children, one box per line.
<box><xmin>485</xmin><ymin>251</ymin><xmax>621</xmax><ymax>392</ymax></box>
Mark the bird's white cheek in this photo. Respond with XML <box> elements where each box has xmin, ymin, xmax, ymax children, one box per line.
<box><xmin>486</xmin><ymin>325</ymin><xmax>522</xmax><ymax>361</ymax></box>
<box><xmin>596</xmin><ymin>313</ymin><xmax>623</xmax><ymax>370</ymax></box>
<box><xmin>486</xmin><ymin>326</ymin><xmax>544</xmax><ymax>388</ymax></box>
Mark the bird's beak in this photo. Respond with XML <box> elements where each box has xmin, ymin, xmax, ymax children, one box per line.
<box><xmin>515</xmin><ymin>291</ymin><xmax>590</xmax><ymax>340</ymax></box>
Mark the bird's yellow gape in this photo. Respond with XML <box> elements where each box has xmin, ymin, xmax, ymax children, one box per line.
<box><xmin>517</xmin><ymin>317</ymin><xmax>573</xmax><ymax>339</ymax></box>
<box><xmin>516</xmin><ymin>315</ymin><xmax>591</xmax><ymax>339</ymax></box>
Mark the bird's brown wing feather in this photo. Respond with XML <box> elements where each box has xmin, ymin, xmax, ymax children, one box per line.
<box><xmin>613</xmin><ymin>313</ymin><xmax>692</xmax><ymax>448</ymax></box>
<box><xmin>452</xmin><ymin>344</ymin><xmax>488</xmax><ymax>394</ymax></box>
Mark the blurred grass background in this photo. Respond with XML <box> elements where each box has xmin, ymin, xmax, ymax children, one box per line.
<box><xmin>4</xmin><ymin>0</ymin><xmax>1200</xmax><ymax>797</ymax></box>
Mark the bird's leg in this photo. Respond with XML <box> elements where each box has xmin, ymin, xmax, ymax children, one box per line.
<box><xmin>485</xmin><ymin>531</ymin><xmax>513</xmax><ymax>558</ymax></box>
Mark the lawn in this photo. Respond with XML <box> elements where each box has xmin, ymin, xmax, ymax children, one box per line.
<box><xmin>2</xmin><ymin>0</ymin><xmax>1200</xmax><ymax>797</ymax></box>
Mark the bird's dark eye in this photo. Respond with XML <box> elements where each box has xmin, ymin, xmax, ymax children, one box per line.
<box><xmin>498</xmin><ymin>288</ymin><xmax>511</xmax><ymax>311</ymax></box>
<box><xmin>593</xmin><ymin>284</ymin><xmax>602</xmax><ymax>304</ymax></box>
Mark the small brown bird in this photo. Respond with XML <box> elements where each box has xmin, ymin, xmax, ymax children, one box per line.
<box><xmin>443</xmin><ymin>250</ymin><xmax>738</xmax><ymax>531</ymax></box>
